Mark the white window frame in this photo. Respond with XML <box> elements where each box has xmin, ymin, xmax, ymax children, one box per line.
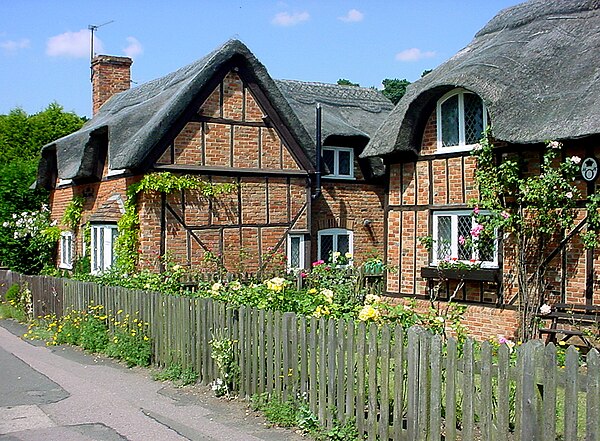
<box><xmin>322</xmin><ymin>146</ymin><xmax>355</xmax><ymax>179</ymax></box>
<box><xmin>436</xmin><ymin>88</ymin><xmax>487</xmax><ymax>153</ymax></box>
<box><xmin>431</xmin><ymin>210</ymin><xmax>498</xmax><ymax>268</ymax></box>
<box><xmin>287</xmin><ymin>234</ymin><xmax>306</xmax><ymax>271</ymax></box>
<box><xmin>91</xmin><ymin>224</ymin><xmax>119</xmax><ymax>274</ymax></box>
<box><xmin>317</xmin><ymin>228</ymin><xmax>354</xmax><ymax>261</ymax></box>
<box><xmin>59</xmin><ymin>231</ymin><xmax>74</xmax><ymax>270</ymax></box>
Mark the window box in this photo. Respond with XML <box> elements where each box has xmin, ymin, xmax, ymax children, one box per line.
<box><xmin>421</xmin><ymin>266</ymin><xmax>500</xmax><ymax>283</ymax></box>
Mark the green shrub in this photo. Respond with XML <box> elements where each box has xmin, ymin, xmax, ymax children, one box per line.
<box><xmin>153</xmin><ymin>363</ymin><xmax>198</xmax><ymax>386</ymax></box>
<box><xmin>5</xmin><ymin>283</ymin><xmax>20</xmax><ymax>305</ymax></box>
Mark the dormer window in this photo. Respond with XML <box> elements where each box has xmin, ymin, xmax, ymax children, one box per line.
<box><xmin>436</xmin><ymin>89</ymin><xmax>487</xmax><ymax>152</ymax></box>
<box><xmin>323</xmin><ymin>146</ymin><xmax>354</xmax><ymax>179</ymax></box>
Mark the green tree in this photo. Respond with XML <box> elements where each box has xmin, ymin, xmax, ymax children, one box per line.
<box><xmin>381</xmin><ymin>78</ymin><xmax>410</xmax><ymax>105</ymax></box>
<box><xmin>0</xmin><ymin>103</ymin><xmax>86</xmax><ymax>273</ymax></box>
<box><xmin>337</xmin><ymin>78</ymin><xmax>359</xmax><ymax>87</ymax></box>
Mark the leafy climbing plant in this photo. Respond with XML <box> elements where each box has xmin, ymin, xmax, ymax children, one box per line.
<box><xmin>114</xmin><ymin>172</ymin><xmax>237</xmax><ymax>273</ymax></box>
<box><xmin>472</xmin><ymin>130</ymin><xmax>600</xmax><ymax>340</ymax></box>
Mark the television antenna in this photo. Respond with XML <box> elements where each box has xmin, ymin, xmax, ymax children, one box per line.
<box><xmin>88</xmin><ymin>20</ymin><xmax>114</xmax><ymax>81</ymax></box>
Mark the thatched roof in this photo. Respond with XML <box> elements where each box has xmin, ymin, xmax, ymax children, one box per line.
<box><xmin>275</xmin><ymin>80</ymin><xmax>393</xmax><ymax>177</ymax></box>
<box><xmin>39</xmin><ymin>39</ymin><xmax>392</xmax><ymax>187</ymax></box>
<box><xmin>362</xmin><ymin>0</ymin><xmax>600</xmax><ymax>159</ymax></box>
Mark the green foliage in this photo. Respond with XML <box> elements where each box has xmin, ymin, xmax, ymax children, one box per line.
<box><xmin>3</xmin><ymin>283</ymin><xmax>33</xmax><ymax>321</ymax></box>
<box><xmin>210</xmin><ymin>329</ymin><xmax>239</xmax><ymax>396</ymax></box>
<box><xmin>472</xmin><ymin>132</ymin><xmax>600</xmax><ymax>340</ymax></box>
<box><xmin>0</xmin><ymin>104</ymin><xmax>85</xmax><ymax>273</ymax></box>
<box><xmin>1</xmin><ymin>205</ymin><xmax>60</xmax><ymax>274</ymax></box>
<box><xmin>0</xmin><ymin>103</ymin><xmax>86</xmax><ymax>164</ymax></box>
<box><xmin>61</xmin><ymin>196</ymin><xmax>85</xmax><ymax>231</ymax></box>
<box><xmin>251</xmin><ymin>393</ymin><xmax>358</xmax><ymax>440</ymax></box>
<box><xmin>114</xmin><ymin>172</ymin><xmax>237</xmax><ymax>273</ymax></box>
<box><xmin>5</xmin><ymin>283</ymin><xmax>21</xmax><ymax>305</ymax></box>
<box><xmin>25</xmin><ymin>304</ymin><xmax>152</xmax><ymax>367</ymax></box>
<box><xmin>75</xmin><ymin>256</ymin><xmax>188</xmax><ymax>295</ymax></box>
<box><xmin>0</xmin><ymin>301</ymin><xmax>27</xmax><ymax>322</ymax></box>
<box><xmin>421</xmin><ymin>69</ymin><xmax>433</xmax><ymax>77</ymax></box>
<box><xmin>336</xmin><ymin>79</ymin><xmax>359</xmax><ymax>87</ymax></box>
<box><xmin>153</xmin><ymin>364</ymin><xmax>199</xmax><ymax>386</ymax></box>
<box><xmin>381</xmin><ymin>78</ymin><xmax>411</xmax><ymax>104</ymax></box>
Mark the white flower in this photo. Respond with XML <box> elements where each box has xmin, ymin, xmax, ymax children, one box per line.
<box><xmin>540</xmin><ymin>303</ymin><xmax>552</xmax><ymax>315</ymax></box>
<box><xmin>2</xmin><ymin>222</ymin><xmax>8</xmax><ymax>228</ymax></box>
<box><xmin>566</xmin><ymin>191</ymin><xmax>573</xmax><ymax>199</ymax></box>
<box><xmin>365</xmin><ymin>293</ymin><xmax>380</xmax><ymax>304</ymax></box>
<box><xmin>570</xmin><ymin>156</ymin><xmax>581</xmax><ymax>165</ymax></box>
<box><xmin>211</xmin><ymin>282</ymin><xmax>222</xmax><ymax>292</ymax></box>
<box><xmin>548</xmin><ymin>141</ymin><xmax>562</xmax><ymax>149</ymax></box>
<box><xmin>321</xmin><ymin>288</ymin><xmax>334</xmax><ymax>303</ymax></box>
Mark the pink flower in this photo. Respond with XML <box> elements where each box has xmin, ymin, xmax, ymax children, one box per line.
<box><xmin>473</xmin><ymin>206</ymin><xmax>480</xmax><ymax>215</ymax></box>
<box><xmin>501</xmin><ymin>211</ymin><xmax>510</xmax><ymax>219</ymax></box>
<box><xmin>300</xmin><ymin>272</ymin><xmax>307</xmax><ymax>278</ymax></box>
<box><xmin>471</xmin><ymin>223</ymin><xmax>484</xmax><ymax>238</ymax></box>
<box><xmin>312</xmin><ymin>260</ymin><xmax>324</xmax><ymax>267</ymax></box>
<box><xmin>458</xmin><ymin>235</ymin><xmax>465</xmax><ymax>245</ymax></box>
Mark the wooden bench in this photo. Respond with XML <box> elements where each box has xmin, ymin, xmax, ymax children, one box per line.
<box><xmin>538</xmin><ymin>303</ymin><xmax>600</xmax><ymax>349</ymax></box>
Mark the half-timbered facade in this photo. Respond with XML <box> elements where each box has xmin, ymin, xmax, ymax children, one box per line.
<box><xmin>362</xmin><ymin>0</ymin><xmax>600</xmax><ymax>339</ymax></box>
<box><xmin>40</xmin><ymin>40</ymin><xmax>392</xmax><ymax>275</ymax></box>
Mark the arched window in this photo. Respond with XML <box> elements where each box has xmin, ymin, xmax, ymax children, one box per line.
<box><xmin>437</xmin><ymin>89</ymin><xmax>487</xmax><ymax>151</ymax></box>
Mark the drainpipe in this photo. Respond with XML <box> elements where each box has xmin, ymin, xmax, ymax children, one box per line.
<box><xmin>312</xmin><ymin>103</ymin><xmax>322</xmax><ymax>200</ymax></box>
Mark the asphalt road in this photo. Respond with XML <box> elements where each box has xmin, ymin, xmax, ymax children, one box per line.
<box><xmin>0</xmin><ymin>320</ymin><xmax>306</xmax><ymax>441</ymax></box>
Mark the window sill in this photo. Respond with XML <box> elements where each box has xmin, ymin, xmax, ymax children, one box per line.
<box><xmin>421</xmin><ymin>266</ymin><xmax>500</xmax><ymax>283</ymax></box>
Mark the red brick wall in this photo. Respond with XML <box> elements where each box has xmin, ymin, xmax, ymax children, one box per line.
<box><xmin>311</xmin><ymin>180</ymin><xmax>385</xmax><ymax>265</ymax></box>
<box><xmin>385</xmin><ymin>103</ymin><xmax>598</xmax><ymax>339</ymax></box>
<box><xmin>50</xmin><ymin>174</ymin><xmax>139</xmax><ymax>261</ymax></box>
<box><xmin>142</xmin><ymin>70</ymin><xmax>308</xmax><ymax>273</ymax></box>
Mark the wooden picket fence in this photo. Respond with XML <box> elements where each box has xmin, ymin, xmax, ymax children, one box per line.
<box><xmin>1</xmin><ymin>270</ymin><xmax>599</xmax><ymax>440</ymax></box>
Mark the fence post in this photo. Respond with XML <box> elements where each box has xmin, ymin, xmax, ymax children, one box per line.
<box><xmin>518</xmin><ymin>340</ymin><xmax>543</xmax><ymax>441</ymax></box>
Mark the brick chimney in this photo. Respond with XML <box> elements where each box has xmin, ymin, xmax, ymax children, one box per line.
<box><xmin>91</xmin><ymin>55</ymin><xmax>133</xmax><ymax>115</ymax></box>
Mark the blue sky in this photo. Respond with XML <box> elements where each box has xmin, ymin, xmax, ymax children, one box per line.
<box><xmin>1</xmin><ymin>1</ymin><xmax>522</xmax><ymax>118</ymax></box>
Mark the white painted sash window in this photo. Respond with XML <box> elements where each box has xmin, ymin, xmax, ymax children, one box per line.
<box><xmin>91</xmin><ymin>224</ymin><xmax>119</xmax><ymax>274</ymax></box>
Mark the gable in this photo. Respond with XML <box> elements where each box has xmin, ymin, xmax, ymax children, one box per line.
<box><xmin>155</xmin><ymin>70</ymin><xmax>308</xmax><ymax>173</ymax></box>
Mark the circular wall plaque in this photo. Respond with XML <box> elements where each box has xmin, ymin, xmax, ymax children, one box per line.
<box><xmin>581</xmin><ymin>157</ymin><xmax>599</xmax><ymax>182</ymax></box>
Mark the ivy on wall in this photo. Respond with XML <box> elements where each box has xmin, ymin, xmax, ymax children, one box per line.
<box><xmin>61</xmin><ymin>195</ymin><xmax>85</xmax><ymax>231</ymax></box>
<box><xmin>115</xmin><ymin>172</ymin><xmax>237</xmax><ymax>273</ymax></box>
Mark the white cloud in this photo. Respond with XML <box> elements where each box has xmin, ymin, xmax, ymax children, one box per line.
<box><xmin>395</xmin><ymin>48</ymin><xmax>436</xmax><ymax>62</ymax></box>
<box><xmin>338</xmin><ymin>9</ymin><xmax>364</xmax><ymax>23</ymax></box>
<box><xmin>0</xmin><ymin>38</ymin><xmax>30</xmax><ymax>52</ymax></box>
<box><xmin>46</xmin><ymin>29</ymin><xmax>104</xmax><ymax>58</ymax></box>
<box><xmin>272</xmin><ymin>11</ymin><xmax>310</xmax><ymax>26</ymax></box>
<box><xmin>123</xmin><ymin>36</ymin><xmax>143</xmax><ymax>58</ymax></box>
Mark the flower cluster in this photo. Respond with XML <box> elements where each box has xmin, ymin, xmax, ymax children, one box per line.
<box><xmin>2</xmin><ymin>205</ymin><xmax>58</xmax><ymax>240</ymax></box>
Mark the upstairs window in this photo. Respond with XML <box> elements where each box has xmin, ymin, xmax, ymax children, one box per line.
<box><xmin>322</xmin><ymin>146</ymin><xmax>354</xmax><ymax>179</ymax></box>
<box><xmin>432</xmin><ymin>210</ymin><xmax>498</xmax><ymax>268</ymax></box>
<box><xmin>318</xmin><ymin>228</ymin><xmax>353</xmax><ymax>261</ymax></box>
<box><xmin>59</xmin><ymin>231</ymin><xmax>74</xmax><ymax>270</ymax></box>
<box><xmin>437</xmin><ymin>89</ymin><xmax>487</xmax><ymax>152</ymax></box>
<box><xmin>91</xmin><ymin>224</ymin><xmax>119</xmax><ymax>274</ymax></box>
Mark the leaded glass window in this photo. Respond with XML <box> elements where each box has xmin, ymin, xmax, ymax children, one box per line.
<box><xmin>437</xmin><ymin>89</ymin><xmax>487</xmax><ymax>150</ymax></box>
<box><xmin>432</xmin><ymin>210</ymin><xmax>498</xmax><ymax>268</ymax></box>
<box><xmin>318</xmin><ymin>228</ymin><xmax>353</xmax><ymax>261</ymax></box>
<box><xmin>322</xmin><ymin>147</ymin><xmax>354</xmax><ymax>179</ymax></box>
